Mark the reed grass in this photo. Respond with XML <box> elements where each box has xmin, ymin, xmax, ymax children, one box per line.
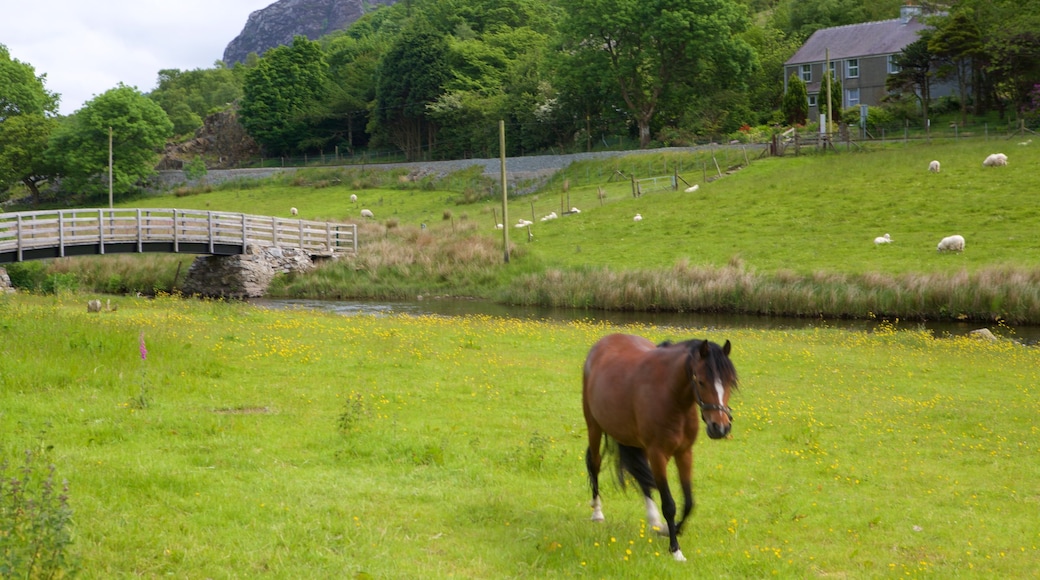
<box><xmin>1</xmin><ymin>293</ymin><xmax>1038</xmax><ymax>577</ymax></box>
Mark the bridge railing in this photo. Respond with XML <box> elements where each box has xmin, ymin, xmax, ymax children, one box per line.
<box><xmin>0</xmin><ymin>208</ymin><xmax>357</xmax><ymax>262</ymax></box>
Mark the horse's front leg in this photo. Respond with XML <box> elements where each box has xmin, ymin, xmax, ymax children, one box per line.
<box><xmin>673</xmin><ymin>449</ymin><xmax>695</xmax><ymax>537</ymax></box>
<box><xmin>648</xmin><ymin>451</ymin><xmax>685</xmax><ymax>562</ymax></box>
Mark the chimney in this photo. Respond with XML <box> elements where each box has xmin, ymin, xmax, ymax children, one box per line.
<box><xmin>900</xmin><ymin>3</ymin><xmax>922</xmax><ymax>24</ymax></box>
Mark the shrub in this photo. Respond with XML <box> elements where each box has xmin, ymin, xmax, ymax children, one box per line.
<box><xmin>0</xmin><ymin>449</ymin><xmax>78</xmax><ymax>578</ymax></box>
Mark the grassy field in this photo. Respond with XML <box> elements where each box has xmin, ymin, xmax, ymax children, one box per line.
<box><xmin>123</xmin><ymin>139</ymin><xmax>1040</xmax><ymax>275</ymax></box>
<box><xmin>6</xmin><ymin>138</ymin><xmax>1034</xmax><ymax>322</ymax></box>
<box><xmin>2</xmin><ymin>292</ymin><xmax>1038</xmax><ymax>577</ymax></box>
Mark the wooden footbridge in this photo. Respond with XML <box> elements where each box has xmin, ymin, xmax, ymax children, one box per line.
<box><xmin>0</xmin><ymin>208</ymin><xmax>357</xmax><ymax>264</ymax></box>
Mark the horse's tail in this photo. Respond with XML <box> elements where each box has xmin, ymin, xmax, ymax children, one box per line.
<box><xmin>607</xmin><ymin>437</ymin><xmax>657</xmax><ymax>496</ymax></box>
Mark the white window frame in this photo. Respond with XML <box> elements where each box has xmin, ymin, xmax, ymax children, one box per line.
<box><xmin>846</xmin><ymin>59</ymin><xmax>860</xmax><ymax>78</ymax></box>
<box><xmin>887</xmin><ymin>55</ymin><xmax>900</xmax><ymax>74</ymax></box>
<box><xmin>801</xmin><ymin>64</ymin><xmax>812</xmax><ymax>82</ymax></box>
<box><xmin>846</xmin><ymin>88</ymin><xmax>860</xmax><ymax>107</ymax></box>
<box><xmin>829</xmin><ymin>61</ymin><xmax>837</xmax><ymax>80</ymax></box>
<box><xmin>808</xmin><ymin>94</ymin><xmax>818</xmax><ymax>108</ymax></box>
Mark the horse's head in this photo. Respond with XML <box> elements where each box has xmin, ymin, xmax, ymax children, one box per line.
<box><xmin>689</xmin><ymin>339</ymin><xmax>738</xmax><ymax>439</ymax></box>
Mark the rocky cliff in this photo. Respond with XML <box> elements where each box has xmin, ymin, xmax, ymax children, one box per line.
<box><xmin>223</xmin><ymin>0</ymin><xmax>397</xmax><ymax>65</ymax></box>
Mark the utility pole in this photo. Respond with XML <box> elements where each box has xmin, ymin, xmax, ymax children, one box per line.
<box><xmin>499</xmin><ymin>120</ymin><xmax>509</xmax><ymax>264</ymax></box>
<box><xmin>108</xmin><ymin>126</ymin><xmax>114</xmax><ymax>209</ymax></box>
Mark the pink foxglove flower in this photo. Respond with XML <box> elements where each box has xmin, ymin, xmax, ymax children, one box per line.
<box><xmin>139</xmin><ymin>332</ymin><xmax>148</xmax><ymax>361</ymax></box>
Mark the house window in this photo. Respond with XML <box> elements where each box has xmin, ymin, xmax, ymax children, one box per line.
<box><xmin>846</xmin><ymin>88</ymin><xmax>860</xmax><ymax>107</ymax></box>
<box><xmin>801</xmin><ymin>64</ymin><xmax>812</xmax><ymax>82</ymax></box>
<box><xmin>846</xmin><ymin>59</ymin><xmax>860</xmax><ymax>78</ymax></box>
<box><xmin>829</xmin><ymin>61</ymin><xmax>836</xmax><ymax>80</ymax></box>
<box><xmin>808</xmin><ymin>94</ymin><xmax>818</xmax><ymax>108</ymax></box>
<box><xmin>887</xmin><ymin>55</ymin><xmax>900</xmax><ymax>74</ymax></box>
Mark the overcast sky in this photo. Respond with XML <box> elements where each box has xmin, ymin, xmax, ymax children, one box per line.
<box><xmin>1</xmin><ymin>1</ymin><xmax>274</xmax><ymax>115</ymax></box>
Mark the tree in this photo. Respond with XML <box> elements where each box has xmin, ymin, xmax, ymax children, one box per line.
<box><xmin>818</xmin><ymin>70</ymin><xmax>843</xmax><ymax>127</ymax></box>
<box><xmin>886</xmin><ymin>36</ymin><xmax>935</xmax><ymax>124</ymax></box>
<box><xmin>324</xmin><ymin>33</ymin><xmax>386</xmax><ymax>155</ymax></box>
<box><xmin>928</xmin><ymin>10</ymin><xmax>983</xmax><ymax>126</ymax></box>
<box><xmin>46</xmin><ymin>84</ymin><xmax>173</xmax><ymax>199</ymax></box>
<box><xmin>985</xmin><ymin>25</ymin><xmax>1040</xmax><ymax>120</ymax></box>
<box><xmin>239</xmin><ymin>36</ymin><xmax>331</xmax><ymax>156</ymax></box>
<box><xmin>370</xmin><ymin>19</ymin><xmax>452</xmax><ymax>160</ymax></box>
<box><xmin>782</xmin><ymin>73</ymin><xmax>808</xmax><ymax>125</ymax></box>
<box><xmin>149</xmin><ymin>65</ymin><xmax>243</xmax><ymax>136</ymax></box>
<box><xmin>0</xmin><ymin>44</ymin><xmax>59</xmax><ymax>201</ymax></box>
<box><xmin>558</xmin><ymin>0</ymin><xmax>756</xmax><ymax>148</ymax></box>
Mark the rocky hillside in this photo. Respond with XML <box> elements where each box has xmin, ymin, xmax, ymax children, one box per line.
<box><xmin>223</xmin><ymin>0</ymin><xmax>398</xmax><ymax>65</ymax></box>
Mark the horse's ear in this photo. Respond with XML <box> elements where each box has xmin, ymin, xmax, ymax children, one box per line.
<box><xmin>722</xmin><ymin>339</ymin><xmax>732</xmax><ymax>356</ymax></box>
<box><xmin>699</xmin><ymin>340</ymin><xmax>710</xmax><ymax>358</ymax></box>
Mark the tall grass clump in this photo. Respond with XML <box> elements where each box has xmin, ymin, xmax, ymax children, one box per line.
<box><xmin>267</xmin><ymin>221</ymin><xmax>528</xmax><ymax>299</ymax></box>
<box><xmin>504</xmin><ymin>260</ymin><xmax>1040</xmax><ymax>323</ymax></box>
<box><xmin>0</xmin><ymin>448</ymin><xmax>78</xmax><ymax>578</ymax></box>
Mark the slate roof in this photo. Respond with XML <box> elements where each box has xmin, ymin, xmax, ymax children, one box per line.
<box><xmin>785</xmin><ymin>17</ymin><xmax>927</xmax><ymax>65</ymax></box>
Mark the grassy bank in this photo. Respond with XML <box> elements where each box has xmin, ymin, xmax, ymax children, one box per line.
<box><xmin>1</xmin><ymin>293</ymin><xmax>1038</xmax><ymax>577</ymax></box>
<box><xmin>8</xmin><ymin>138</ymin><xmax>1040</xmax><ymax>322</ymax></box>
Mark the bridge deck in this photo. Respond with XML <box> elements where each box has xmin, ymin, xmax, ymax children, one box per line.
<box><xmin>0</xmin><ymin>208</ymin><xmax>357</xmax><ymax>264</ymax></box>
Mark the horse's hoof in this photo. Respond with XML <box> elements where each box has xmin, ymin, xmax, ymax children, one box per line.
<box><xmin>590</xmin><ymin>513</ymin><xmax>605</xmax><ymax>522</ymax></box>
<box><xmin>672</xmin><ymin>549</ymin><xmax>686</xmax><ymax>562</ymax></box>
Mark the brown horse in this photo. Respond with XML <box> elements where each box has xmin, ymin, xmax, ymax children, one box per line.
<box><xmin>582</xmin><ymin>333</ymin><xmax>738</xmax><ymax>562</ymax></box>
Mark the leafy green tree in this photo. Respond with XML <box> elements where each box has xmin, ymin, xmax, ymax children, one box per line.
<box><xmin>149</xmin><ymin>65</ymin><xmax>243</xmax><ymax>136</ymax></box>
<box><xmin>370</xmin><ymin>20</ymin><xmax>452</xmax><ymax>160</ymax></box>
<box><xmin>0</xmin><ymin>114</ymin><xmax>57</xmax><ymax>201</ymax></box>
<box><xmin>772</xmin><ymin>0</ymin><xmax>902</xmax><ymax>41</ymax></box>
<box><xmin>239</xmin><ymin>36</ymin><xmax>331</xmax><ymax>155</ymax></box>
<box><xmin>818</xmin><ymin>70</ymin><xmax>843</xmax><ymax>126</ymax></box>
<box><xmin>928</xmin><ymin>10</ymin><xmax>983</xmax><ymax>125</ymax></box>
<box><xmin>46</xmin><ymin>84</ymin><xmax>173</xmax><ymax>199</ymax></box>
<box><xmin>0</xmin><ymin>44</ymin><xmax>59</xmax><ymax>201</ymax></box>
<box><xmin>742</xmin><ymin>26</ymin><xmax>802</xmax><ymax>121</ymax></box>
<box><xmin>984</xmin><ymin>23</ymin><xmax>1040</xmax><ymax>119</ymax></box>
<box><xmin>782</xmin><ymin>73</ymin><xmax>809</xmax><ymax>125</ymax></box>
<box><xmin>558</xmin><ymin>0</ymin><xmax>756</xmax><ymax>148</ymax></box>
<box><xmin>886</xmin><ymin>36</ymin><xmax>935</xmax><ymax>124</ymax></box>
<box><xmin>324</xmin><ymin>33</ymin><xmax>386</xmax><ymax>155</ymax></box>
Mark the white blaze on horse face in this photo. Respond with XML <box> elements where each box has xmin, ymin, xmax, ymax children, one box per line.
<box><xmin>714</xmin><ymin>378</ymin><xmax>727</xmax><ymax>410</ymax></box>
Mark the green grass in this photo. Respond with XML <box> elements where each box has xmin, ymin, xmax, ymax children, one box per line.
<box><xmin>2</xmin><ymin>293</ymin><xmax>1039</xmax><ymax>577</ymax></box>
<box><xmin>16</xmin><ymin>138</ymin><xmax>1040</xmax><ymax>321</ymax></box>
<box><xmin>126</xmin><ymin>139</ymin><xmax>1040</xmax><ymax>277</ymax></box>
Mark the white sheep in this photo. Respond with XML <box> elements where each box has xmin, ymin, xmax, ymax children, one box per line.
<box><xmin>928</xmin><ymin>160</ymin><xmax>940</xmax><ymax>173</ymax></box>
<box><xmin>633</xmin><ymin>214</ymin><xmax>643</xmax><ymax>222</ymax></box>
<box><xmin>937</xmin><ymin>234</ymin><xmax>965</xmax><ymax>252</ymax></box>
<box><xmin>982</xmin><ymin>153</ymin><xmax>1008</xmax><ymax>167</ymax></box>
<box><xmin>360</xmin><ymin>209</ymin><xmax>374</xmax><ymax>218</ymax></box>
<box><xmin>514</xmin><ymin>219</ymin><xmax>533</xmax><ymax>228</ymax></box>
<box><xmin>350</xmin><ymin>194</ymin><xmax>358</xmax><ymax>203</ymax></box>
<box><xmin>570</xmin><ymin>207</ymin><xmax>581</xmax><ymax>214</ymax></box>
<box><xmin>290</xmin><ymin>207</ymin><xmax>298</xmax><ymax>216</ymax></box>
<box><xmin>495</xmin><ymin>223</ymin><xmax>503</xmax><ymax>229</ymax></box>
<box><xmin>874</xmin><ymin>233</ymin><xmax>892</xmax><ymax>245</ymax></box>
<box><xmin>684</xmin><ymin>184</ymin><xmax>700</xmax><ymax>192</ymax></box>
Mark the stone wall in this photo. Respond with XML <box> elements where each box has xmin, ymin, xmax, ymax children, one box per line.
<box><xmin>180</xmin><ymin>245</ymin><xmax>321</xmax><ymax>298</ymax></box>
<box><xmin>0</xmin><ymin>267</ymin><xmax>13</xmax><ymax>293</ymax></box>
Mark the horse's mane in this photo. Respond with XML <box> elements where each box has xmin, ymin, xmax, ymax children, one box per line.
<box><xmin>657</xmin><ymin>339</ymin><xmax>739</xmax><ymax>388</ymax></box>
